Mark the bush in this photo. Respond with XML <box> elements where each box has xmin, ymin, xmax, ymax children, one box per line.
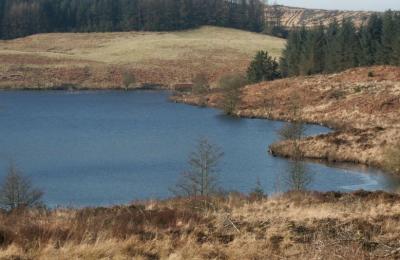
<box><xmin>122</xmin><ymin>71</ymin><xmax>136</xmax><ymax>88</ymax></box>
<box><xmin>192</xmin><ymin>73</ymin><xmax>209</xmax><ymax>94</ymax></box>
<box><xmin>384</xmin><ymin>143</ymin><xmax>400</xmax><ymax>174</ymax></box>
<box><xmin>219</xmin><ymin>74</ymin><xmax>247</xmax><ymax>115</ymax></box>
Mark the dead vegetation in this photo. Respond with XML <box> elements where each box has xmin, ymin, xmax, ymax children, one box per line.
<box><xmin>0</xmin><ymin>191</ymin><xmax>399</xmax><ymax>259</ymax></box>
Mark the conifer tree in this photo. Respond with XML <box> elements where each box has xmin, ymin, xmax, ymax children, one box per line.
<box><xmin>379</xmin><ymin>10</ymin><xmax>397</xmax><ymax>65</ymax></box>
<box><xmin>247</xmin><ymin>50</ymin><xmax>280</xmax><ymax>83</ymax></box>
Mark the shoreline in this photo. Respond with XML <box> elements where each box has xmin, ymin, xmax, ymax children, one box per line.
<box><xmin>171</xmin><ymin>66</ymin><xmax>400</xmax><ymax>176</ymax></box>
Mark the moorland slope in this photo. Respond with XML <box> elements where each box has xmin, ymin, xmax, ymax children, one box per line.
<box><xmin>0</xmin><ymin>26</ymin><xmax>285</xmax><ymax>89</ymax></box>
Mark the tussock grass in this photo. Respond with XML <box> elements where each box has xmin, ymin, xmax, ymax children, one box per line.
<box><xmin>1</xmin><ymin>191</ymin><xmax>400</xmax><ymax>259</ymax></box>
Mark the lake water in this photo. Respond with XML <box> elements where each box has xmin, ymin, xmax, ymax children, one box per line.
<box><xmin>0</xmin><ymin>90</ymin><xmax>398</xmax><ymax>207</ymax></box>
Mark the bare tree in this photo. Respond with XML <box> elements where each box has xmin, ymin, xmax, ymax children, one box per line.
<box><xmin>278</xmin><ymin>121</ymin><xmax>306</xmax><ymax>141</ymax></box>
<box><xmin>0</xmin><ymin>164</ymin><xmax>44</xmax><ymax>210</ymax></box>
<box><xmin>285</xmin><ymin>161</ymin><xmax>312</xmax><ymax>191</ymax></box>
<box><xmin>172</xmin><ymin>138</ymin><xmax>224</xmax><ymax>197</ymax></box>
<box><xmin>278</xmin><ymin>95</ymin><xmax>313</xmax><ymax>191</ymax></box>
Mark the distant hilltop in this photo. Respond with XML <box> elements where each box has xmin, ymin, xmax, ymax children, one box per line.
<box><xmin>265</xmin><ymin>5</ymin><xmax>376</xmax><ymax>28</ymax></box>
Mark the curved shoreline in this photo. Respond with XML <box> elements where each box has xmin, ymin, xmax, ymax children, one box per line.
<box><xmin>171</xmin><ymin>66</ymin><xmax>400</xmax><ymax>177</ymax></box>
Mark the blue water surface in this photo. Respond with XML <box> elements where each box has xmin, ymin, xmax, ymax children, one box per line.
<box><xmin>0</xmin><ymin>90</ymin><xmax>398</xmax><ymax>207</ymax></box>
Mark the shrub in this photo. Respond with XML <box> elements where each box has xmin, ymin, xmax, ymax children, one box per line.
<box><xmin>384</xmin><ymin>142</ymin><xmax>400</xmax><ymax>174</ymax></box>
<box><xmin>219</xmin><ymin>74</ymin><xmax>247</xmax><ymax>115</ymax></box>
<box><xmin>192</xmin><ymin>73</ymin><xmax>209</xmax><ymax>94</ymax></box>
<box><xmin>122</xmin><ymin>71</ymin><xmax>136</xmax><ymax>88</ymax></box>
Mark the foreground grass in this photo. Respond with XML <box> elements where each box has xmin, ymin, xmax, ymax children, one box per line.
<box><xmin>1</xmin><ymin>191</ymin><xmax>400</xmax><ymax>259</ymax></box>
<box><xmin>0</xmin><ymin>26</ymin><xmax>285</xmax><ymax>89</ymax></box>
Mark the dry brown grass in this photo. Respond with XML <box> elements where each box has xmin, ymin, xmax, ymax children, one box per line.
<box><xmin>0</xmin><ymin>26</ymin><xmax>285</xmax><ymax>89</ymax></box>
<box><xmin>1</xmin><ymin>191</ymin><xmax>400</xmax><ymax>259</ymax></box>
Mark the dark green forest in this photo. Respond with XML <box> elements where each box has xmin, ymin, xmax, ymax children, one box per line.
<box><xmin>0</xmin><ymin>0</ymin><xmax>264</xmax><ymax>39</ymax></box>
<box><xmin>280</xmin><ymin>11</ymin><xmax>400</xmax><ymax>77</ymax></box>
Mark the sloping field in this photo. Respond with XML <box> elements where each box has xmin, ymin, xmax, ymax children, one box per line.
<box><xmin>0</xmin><ymin>26</ymin><xmax>285</xmax><ymax>89</ymax></box>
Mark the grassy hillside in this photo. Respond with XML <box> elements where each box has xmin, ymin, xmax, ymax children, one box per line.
<box><xmin>0</xmin><ymin>26</ymin><xmax>285</xmax><ymax>89</ymax></box>
<box><xmin>1</xmin><ymin>191</ymin><xmax>399</xmax><ymax>259</ymax></box>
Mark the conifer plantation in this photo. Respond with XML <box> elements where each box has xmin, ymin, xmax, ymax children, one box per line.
<box><xmin>279</xmin><ymin>11</ymin><xmax>400</xmax><ymax>77</ymax></box>
<box><xmin>0</xmin><ymin>0</ymin><xmax>264</xmax><ymax>39</ymax></box>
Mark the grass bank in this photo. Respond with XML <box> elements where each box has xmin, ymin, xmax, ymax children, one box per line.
<box><xmin>1</xmin><ymin>191</ymin><xmax>400</xmax><ymax>259</ymax></box>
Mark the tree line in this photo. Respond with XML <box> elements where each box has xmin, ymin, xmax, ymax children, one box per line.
<box><xmin>279</xmin><ymin>11</ymin><xmax>400</xmax><ymax>77</ymax></box>
<box><xmin>0</xmin><ymin>0</ymin><xmax>265</xmax><ymax>39</ymax></box>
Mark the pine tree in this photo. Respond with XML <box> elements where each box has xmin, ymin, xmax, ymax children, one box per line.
<box><xmin>324</xmin><ymin>20</ymin><xmax>341</xmax><ymax>73</ymax></box>
<box><xmin>379</xmin><ymin>10</ymin><xmax>396</xmax><ymax>65</ymax></box>
<box><xmin>247</xmin><ymin>50</ymin><xmax>280</xmax><ymax>83</ymax></box>
<box><xmin>338</xmin><ymin>19</ymin><xmax>359</xmax><ymax>70</ymax></box>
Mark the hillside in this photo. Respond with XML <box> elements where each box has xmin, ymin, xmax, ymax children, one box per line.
<box><xmin>0</xmin><ymin>26</ymin><xmax>285</xmax><ymax>89</ymax></box>
<box><xmin>265</xmin><ymin>5</ymin><xmax>375</xmax><ymax>28</ymax></box>
<box><xmin>173</xmin><ymin>66</ymin><xmax>400</xmax><ymax>173</ymax></box>
<box><xmin>1</xmin><ymin>191</ymin><xmax>400</xmax><ymax>259</ymax></box>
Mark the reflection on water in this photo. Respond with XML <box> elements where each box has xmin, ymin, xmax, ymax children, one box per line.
<box><xmin>0</xmin><ymin>90</ymin><xmax>398</xmax><ymax>206</ymax></box>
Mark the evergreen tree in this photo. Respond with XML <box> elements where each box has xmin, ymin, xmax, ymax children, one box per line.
<box><xmin>338</xmin><ymin>19</ymin><xmax>359</xmax><ymax>70</ymax></box>
<box><xmin>324</xmin><ymin>20</ymin><xmax>341</xmax><ymax>73</ymax></box>
<box><xmin>247</xmin><ymin>50</ymin><xmax>280</xmax><ymax>83</ymax></box>
<box><xmin>379</xmin><ymin>10</ymin><xmax>397</xmax><ymax>65</ymax></box>
<box><xmin>0</xmin><ymin>0</ymin><xmax>266</xmax><ymax>39</ymax></box>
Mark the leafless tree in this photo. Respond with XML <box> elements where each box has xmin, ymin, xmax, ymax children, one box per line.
<box><xmin>278</xmin><ymin>95</ymin><xmax>313</xmax><ymax>191</ymax></box>
<box><xmin>0</xmin><ymin>163</ymin><xmax>44</xmax><ymax>211</ymax></box>
<box><xmin>172</xmin><ymin>138</ymin><xmax>224</xmax><ymax>197</ymax></box>
<box><xmin>285</xmin><ymin>160</ymin><xmax>312</xmax><ymax>191</ymax></box>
